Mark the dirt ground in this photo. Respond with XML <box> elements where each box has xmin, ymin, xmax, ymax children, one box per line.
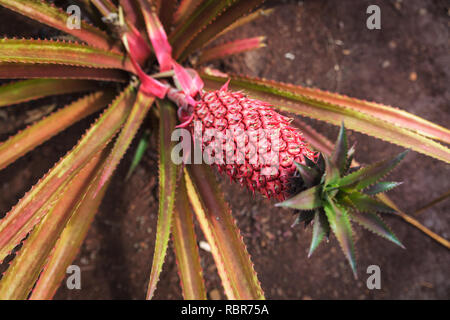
<box><xmin>0</xmin><ymin>0</ymin><xmax>449</xmax><ymax>299</ymax></box>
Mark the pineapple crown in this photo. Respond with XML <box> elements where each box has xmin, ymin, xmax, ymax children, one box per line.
<box><xmin>276</xmin><ymin>124</ymin><xmax>408</xmax><ymax>278</ymax></box>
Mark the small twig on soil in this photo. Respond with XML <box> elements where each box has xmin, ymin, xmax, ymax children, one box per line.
<box><xmin>413</xmin><ymin>189</ymin><xmax>450</xmax><ymax>216</ymax></box>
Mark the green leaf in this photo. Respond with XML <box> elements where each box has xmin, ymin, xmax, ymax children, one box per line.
<box><xmin>126</xmin><ymin>129</ymin><xmax>151</xmax><ymax>180</ymax></box>
<box><xmin>172</xmin><ymin>174</ymin><xmax>207</xmax><ymax>300</ymax></box>
<box><xmin>331</xmin><ymin>123</ymin><xmax>348</xmax><ymax>175</ymax></box>
<box><xmin>365</xmin><ymin>182</ymin><xmax>403</xmax><ymax>195</ymax></box>
<box><xmin>294</xmin><ymin>161</ymin><xmax>320</xmax><ymax>188</ymax></box>
<box><xmin>324</xmin><ymin>199</ymin><xmax>357</xmax><ymax>278</ymax></box>
<box><xmin>210</xmin><ymin>8</ymin><xmax>273</xmax><ymax>45</ymax></box>
<box><xmin>0</xmin><ymin>38</ymin><xmax>133</xmax><ymax>71</ymax></box>
<box><xmin>197</xmin><ymin>36</ymin><xmax>265</xmax><ymax>65</ymax></box>
<box><xmin>0</xmin><ymin>79</ymin><xmax>99</xmax><ymax>107</ymax></box>
<box><xmin>0</xmin><ymin>90</ymin><xmax>115</xmax><ymax>170</ymax></box>
<box><xmin>0</xmin><ymin>148</ymin><xmax>109</xmax><ymax>299</ymax></box>
<box><xmin>338</xmin><ymin>151</ymin><xmax>408</xmax><ymax>191</ymax></box>
<box><xmin>95</xmin><ymin>90</ymin><xmax>155</xmax><ymax>194</ymax></box>
<box><xmin>146</xmin><ymin>99</ymin><xmax>179</xmax><ymax>299</ymax></box>
<box><xmin>275</xmin><ymin>185</ymin><xmax>322</xmax><ymax>211</ymax></box>
<box><xmin>170</xmin><ymin>0</ymin><xmax>238</xmax><ymax>59</ymax></box>
<box><xmin>173</xmin><ymin>0</ymin><xmax>204</xmax><ymax>26</ymax></box>
<box><xmin>323</xmin><ymin>154</ymin><xmax>340</xmax><ymax>186</ymax></box>
<box><xmin>201</xmin><ymin>73</ymin><xmax>450</xmax><ymax>163</ymax></box>
<box><xmin>0</xmin><ymin>63</ymin><xmax>129</xmax><ymax>82</ymax></box>
<box><xmin>308</xmin><ymin>210</ymin><xmax>329</xmax><ymax>257</ymax></box>
<box><xmin>348</xmin><ymin>210</ymin><xmax>404</xmax><ymax>248</ymax></box>
<box><xmin>185</xmin><ymin>164</ymin><xmax>265</xmax><ymax>300</ymax></box>
<box><xmin>30</xmin><ymin>147</ymin><xmax>114</xmax><ymax>299</ymax></box>
<box><xmin>0</xmin><ymin>85</ymin><xmax>136</xmax><ymax>263</ymax></box>
<box><xmin>178</xmin><ymin>0</ymin><xmax>265</xmax><ymax>61</ymax></box>
<box><xmin>346</xmin><ymin>192</ymin><xmax>397</xmax><ymax>214</ymax></box>
<box><xmin>0</xmin><ymin>0</ymin><xmax>121</xmax><ymax>52</ymax></box>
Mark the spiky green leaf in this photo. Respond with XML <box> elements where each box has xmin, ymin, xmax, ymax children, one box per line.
<box><xmin>95</xmin><ymin>90</ymin><xmax>155</xmax><ymax>193</ymax></box>
<box><xmin>178</xmin><ymin>0</ymin><xmax>265</xmax><ymax>61</ymax></box>
<box><xmin>365</xmin><ymin>182</ymin><xmax>403</xmax><ymax>195</ymax></box>
<box><xmin>0</xmin><ymin>91</ymin><xmax>114</xmax><ymax>170</ymax></box>
<box><xmin>0</xmin><ymin>38</ymin><xmax>132</xmax><ymax>71</ymax></box>
<box><xmin>0</xmin><ymin>0</ymin><xmax>121</xmax><ymax>52</ymax></box>
<box><xmin>0</xmin><ymin>149</ymin><xmax>109</xmax><ymax>299</ymax></box>
<box><xmin>185</xmin><ymin>164</ymin><xmax>264</xmax><ymax>300</ymax></box>
<box><xmin>331</xmin><ymin>123</ymin><xmax>348</xmax><ymax>174</ymax></box>
<box><xmin>276</xmin><ymin>185</ymin><xmax>322</xmax><ymax>211</ymax></box>
<box><xmin>0</xmin><ymin>85</ymin><xmax>136</xmax><ymax>263</ymax></box>
<box><xmin>30</xmin><ymin>148</ymin><xmax>114</xmax><ymax>299</ymax></box>
<box><xmin>0</xmin><ymin>79</ymin><xmax>99</xmax><ymax>107</ymax></box>
<box><xmin>170</xmin><ymin>0</ymin><xmax>238</xmax><ymax>58</ymax></box>
<box><xmin>146</xmin><ymin>99</ymin><xmax>178</xmax><ymax>299</ymax></box>
<box><xmin>324</xmin><ymin>199</ymin><xmax>357</xmax><ymax>278</ymax></box>
<box><xmin>197</xmin><ymin>36</ymin><xmax>265</xmax><ymax>64</ymax></box>
<box><xmin>346</xmin><ymin>192</ymin><xmax>397</xmax><ymax>214</ymax></box>
<box><xmin>308</xmin><ymin>210</ymin><xmax>330</xmax><ymax>257</ymax></box>
<box><xmin>294</xmin><ymin>162</ymin><xmax>320</xmax><ymax>188</ymax></box>
<box><xmin>0</xmin><ymin>63</ymin><xmax>128</xmax><ymax>81</ymax></box>
<box><xmin>126</xmin><ymin>129</ymin><xmax>151</xmax><ymax>180</ymax></box>
<box><xmin>349</xmin><ymin>210</ymin><xmax>404</xmax><ymax>248</ymax></box>
<box><xmin>324</xmin><ymin>154</ymin><xmax>340</xmax><ymax>186</ymax></box>
<box><xmin>338</xmin><ymin>151</ymin><xmax>408</xmax><ymax>191</ymax></box>
<box><xmin>172</xmin><ymin>174</ymin><xmax>207</xmax><ymax>300</ymax></box>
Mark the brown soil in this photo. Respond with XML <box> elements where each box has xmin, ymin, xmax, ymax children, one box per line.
<box><xmin>0</xmin><ymin>0</ymin><xmax>449</xmax><ymax>299</ymax></box>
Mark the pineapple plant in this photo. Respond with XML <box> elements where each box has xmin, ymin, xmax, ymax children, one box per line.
<box><xmin>0</xmin><ymin>0</ymin><xmax>448</xmax><ymax>300</ymax></box>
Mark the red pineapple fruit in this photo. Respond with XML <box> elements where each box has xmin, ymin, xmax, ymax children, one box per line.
<box><xmin>184</xmin><ymin>82</ymin><xmax>407</xmax><ymax>277</ymax></box>
<box><xmin>189</xmin><ymin>83</ymin><xmax>318</xmax><ymax>201</ymax></box>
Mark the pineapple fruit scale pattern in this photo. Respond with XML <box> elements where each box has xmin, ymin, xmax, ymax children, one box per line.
<box><xmin>189</xmin><ymin>86</ymin><xmax>318</xmax><ymax>201</ymax></box>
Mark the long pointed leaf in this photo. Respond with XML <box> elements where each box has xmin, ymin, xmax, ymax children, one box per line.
<box><xmin>0</xmin><ymin>149</ymin><xmax>109</xmax><ymax>299</ymax></box>
<box><xmin>308</xmin><ymin>210</ymin><xmax>329</xmax><ymax>257</ymax></box>
<box><xmin>0</xmin><ymin>38</ymin><xmax>133</xmax><ymax>71</ymax></box>
<box><xmin>172</xmin><ymin>174</ymin><xmax>207</xmax><ymax>300</ymax></box>
<box><xmin>0</xmin><ymin>85</ymin><xmax>136</xmax><ymax>263</ymax></box>
<box><xmin>0</xmin><ymin>79</ymin><xmax>99</xmax><ymax>107</ymax></box>
<box><xmin>275</xmin><ymin>185</ymin><xmax>322</xmax><ymax>211</ymax></box>
<box><xmin>377</xmin><ymin>194</ymin><xmax>450</xmax><ymax>249</ymax></box>
<box><xmin>348</xmin><ymin>210</ymin><xmax>403</xmax><ymax>248</ymax></box>
<box><xmin>365</xmin><ymin>182</ymin><xmax>403</xmax><ymax>195</ymax></box>
<box><xmin>146</xmin><ymin>99</ymin><xmax>178</xmax><ymax>299</ymax></box>
<box><xmin>0</xmin><ymin>0</ymin><xmax>121</xmax><ymax>52</ymax></box>
<box><xmin>178</xmin><ymin>0</ymin><xmax>264</xmax><ymax>61</ymax></box>
<box><xmin>30</xmin><ymin>149</ymin><xmax>114</xmax><ymax>299</ymax></box>
<box><xmin>185</xmin><ymin>164</ymin><xmax>264</xmax><ymax>300</ymax></box>
<box><xmin>0</xmin><ymin>63</ymin><xmax>128</xmax><ymax>81</ymax></box>
<box><xmin>210</xmin><ymin>8</ymin><xmax>273</xmax><ymax>44</ymax></box>
<box><xmin>170</xmin><ymin>0</ymin><xmax>238</xmax><ymax>59</ymax></box>
<box><xmin>0</xmin><ymin>90</ymin><xmax>115</xmax><ymax>170</ymax></box>
<box><xmin>197</xmin><ymin>37</ymin><xmax>265</xmax><ymax>65</ymax></box>
<box><xmin>323</xmin><ymin>199</ymin><xmax>357</xmax><ymax>278</ymax></box>
<box><xmin>201</xmin><ymin>73</ymin><xmax>450</xmax><ymax>163</ymax></box>
<box><xmin>346</xmin><ymin>192</ymin><xmax>396</xmax><ymax>214</ymax></box>
<box><xmin>331</xmin><ymin>123</ymin><xmax>348</xmax><ymax>175</ymax></box>
<box><xmin>272</xmin><ymin>81</ymin><xmax>450</xmax><ymax>144</ymax></box>
<box><xmin>338</xmin><ymin>151</ymin><xmax>408</xmax><ymax>191</ymax></box>
<box><xmin>96</xmin><ymin>89</ymin><xmax>155</xmax><ymax>193</ymax></box>
<box><xmin>173</xmin><ymin>0</ymin><xmax>204</xmax><ymax>26</ymax></box>
<box><xmin>287</xmin><ymin>109</ymin><xmax>450</xmax><ymax>249</ymax></box>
